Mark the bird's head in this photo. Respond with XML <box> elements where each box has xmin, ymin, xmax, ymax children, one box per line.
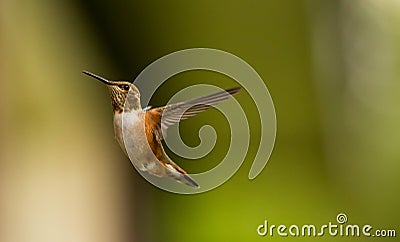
<box><xmin>83</xmin><ymin>71</ymin><xmax>141</xmax><ymax>113</ymax></box>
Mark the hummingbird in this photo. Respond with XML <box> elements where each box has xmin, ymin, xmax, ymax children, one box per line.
<box><xmin>83</xmin><ymin>71</ymin><xmax>241</xmax><ymax>188</ymax></box>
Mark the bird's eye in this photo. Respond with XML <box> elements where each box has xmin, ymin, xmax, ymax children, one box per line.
<box><xmin>119</xmin><ymin>84</ymin><xmax>130</xmax><ymax>91</ymax></box>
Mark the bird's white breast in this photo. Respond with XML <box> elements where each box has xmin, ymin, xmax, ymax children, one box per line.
<box><xmin>113</xmin><ymin>110</ymin><xmax>158</xmax><ymax>170</ymax></box>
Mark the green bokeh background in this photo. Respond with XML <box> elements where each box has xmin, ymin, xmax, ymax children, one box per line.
<box><xmin>1</xmin><ymin>1</ymin><xmax>399</xmax><ymax>241</ymax></box>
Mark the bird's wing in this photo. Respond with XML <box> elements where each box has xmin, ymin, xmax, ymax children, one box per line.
<box><xmin>143</xmin><ymin>87</ymin><xmax>240</xmax><ymax>188</ymax></box>
<box><xmin>145</xmin><ymin>87</ymin><xmax>241</xmax><ymax>141</ymax></box>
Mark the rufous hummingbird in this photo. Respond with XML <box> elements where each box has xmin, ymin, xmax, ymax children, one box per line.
<box><xmin>83</xmin><ymin>71</ymin><xmax>241</xmax><ymax>188</ymax></box>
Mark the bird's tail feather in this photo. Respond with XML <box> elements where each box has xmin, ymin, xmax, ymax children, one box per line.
<box><xmin>162</xmin><ymin>162</ymin><xmax>199</xmax><ymax>188</ymax></box>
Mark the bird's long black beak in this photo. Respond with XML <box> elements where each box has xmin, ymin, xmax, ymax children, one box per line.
<box><xmin>83</xmin><ymin>70</ymin><xmax>111</xmax><ymax>85</ymax></box>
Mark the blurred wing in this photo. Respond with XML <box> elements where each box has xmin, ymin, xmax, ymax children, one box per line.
<box><xmin>145</xmin><ymin>87</ymin><xmax>241</xmax><ymax>140</ymax></box>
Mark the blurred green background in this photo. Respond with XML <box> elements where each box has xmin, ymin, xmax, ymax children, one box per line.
<box><xmin>1</xmin><ymin>0</ymin><xmax>399</xmax><ymax>241</ymax></box>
